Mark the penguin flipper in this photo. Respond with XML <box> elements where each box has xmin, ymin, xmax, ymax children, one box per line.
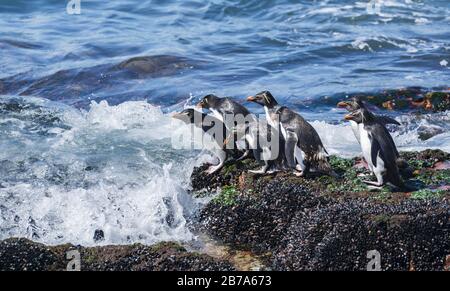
<box><xmin>379</xmin><ymin>124</ymin><xmax>400</xmax><ymax>158</ymax></box>
<box><xmin>284</xmin><ymin>131</ymin><xmax>298</xmax><ymax>169</ymax></box>
<box><xmin>369</xmin><ymin>133</ymin><xmax>380</xmax><ymax>168</ymax></box>
<box><xmin>368</xmin><ymin>124</ymin><xmax>405</xmax><ymax>188</ymax></box>
<box><xmin>369</xmin><ymin>125</ymin><xmax>398</xmax><ymax>171</ymax></box>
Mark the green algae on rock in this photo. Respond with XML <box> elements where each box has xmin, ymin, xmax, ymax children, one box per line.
<box><xmin>212</xmin><ymin>185</ymin><xmax>239</xmax><ymax>207</ymax></box>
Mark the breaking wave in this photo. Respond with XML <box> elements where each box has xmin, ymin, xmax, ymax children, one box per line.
<box><xmin>0</xmin><ymin>97</ymin><xmax>210</xmax><ymax>246</ymax></box>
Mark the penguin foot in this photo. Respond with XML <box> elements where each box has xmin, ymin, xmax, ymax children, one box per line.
<box><xmin>295</xmin><ymin>165</ymin><xmax>305</xmax><ymax>172</ymax></box>
<box><xmin>205</xmin><ymin>165</ymin><xmax>222</xmax><ymax>175</ymax></box>
<box><xmin>367</xmin><ymin>185</ymin><xmax>384</xmax><ymax>191</ymax></box>
<box><xmin>357</xmin><ymin>173</ymin><xmax>371</xmax><ymax>177</ymax></box>
<box><xmin>293</xmin><ymin>170</ymin><xmax>305</xmax><ymax>177</ymax></box>
<box><xmin>363</xmin><ymin>180</ymin><xmax>383</xmax><ymax>187</ymax></box>
<box><xmin>236</xmin><ymin>151</ymin><xmax>249</xmax><ymax>161</ymax></box>
<box><xmin>249</xmin><ymin>169</ymin><xmax>266</xmax><ymax>174</ymax></box>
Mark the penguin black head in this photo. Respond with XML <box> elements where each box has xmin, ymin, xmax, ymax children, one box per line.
<box><xmin>172</xmin><ymin>108</ymin><xmax>197</xmax><ymax>124</ymax></box>
<box><xmin>344</xmin><ymin>109</ymin><xmax>363</xmax><ymax>124</ymax></box>
<box><xmin>196</xmin><ymin>94</ymin><xmax>219</xmax><ymax>110</ymax></box>
<box><xmin>247</xmin><ymin>91</ymin><xmax>278</xmax><ymax>108</ymax></box>
<box><xmin>337</xmin><ymin>96</ymin><xmax>365</xmax><ymax>112</ymax></box>
<box><xmin>344</xmin><ymin>108</ymin><xmax>375</xmax><ymax>124</ymax></box>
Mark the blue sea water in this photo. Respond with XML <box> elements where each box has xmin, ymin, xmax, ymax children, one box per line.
<box><xmin>0</xmin><ymin>0</ymin><xmax>449</xmax><ymax>246</ymax></box>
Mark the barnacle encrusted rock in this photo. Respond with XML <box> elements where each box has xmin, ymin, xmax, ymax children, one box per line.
<box><xmin>193</xmin><ymin>150</ymin><xmax>450</xmax><ymax>271</ymax></box>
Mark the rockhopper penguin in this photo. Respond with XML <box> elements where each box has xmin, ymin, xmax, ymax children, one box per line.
<box><xmin>338</xmin><ymin>96</ymin><xmax>413</xmax><ymax>178</ymax></box>
<box><xmin>172</xmin><ymin>108</ymin><xmax>230</xmax><ymax>174</ymax></box>
<box><xmin>247</xmin><ymin>91</ymin><xmax>333</xmax><ymax>176</ymax></box>
<box><xmin>240</xmin><ymin>118</ymin><xmax>288</xmax><ymax>174</ymax></box>
<box><xmin>197</xmin><ymin>94</ymin><xmax>255</xmax><ymax>161</ymax></box>
<box><xmin>344</xmin><ymin>108</ymin><xmax>406</xmax><ymax>190</ymax></box>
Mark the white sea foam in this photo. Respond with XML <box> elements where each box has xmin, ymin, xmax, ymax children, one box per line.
<box><xmin>0</xmin><ymin>98</ymin><xmax>210</xmax><ymax>246</ymax></box>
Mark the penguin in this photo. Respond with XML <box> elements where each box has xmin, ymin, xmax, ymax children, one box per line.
<box><xmin>242</xmin><ymin>118</ymin><xmax>288</xmax><ymax>174</ymax></box>
<box><xmin>338</xmin><ymin>97</ymin><xmax>413</xmax><ymax>178</ymax></box>
<box><xmin>247</xmin><ymin>91</ymin><xmax>333</xmax><ymax>176</ymax></box>
<box><xmin>344</xmin><ymin>108</ymin><xmax>405</xmax><ymax>190</ymax></box>
<box><xmin>197</xmin><ymin>94</ymin><xmax>256</xmax><ymax>162</ymax></box>
<box><xmin>172</xmin><ymin>108</ymin><xmax>230</xmax><ymax>174</ymax></box>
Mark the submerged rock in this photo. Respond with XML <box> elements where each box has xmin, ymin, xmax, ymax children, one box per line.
<box><xmin>0</xmin><ymin>55</ymin><xmax>196</xmax><ymax>103</ymax></box>
<box><xmin>417</xmin><ymin>125</ymin><xmax>445</xmax><ymax>141</ymax></box>
<box><xmin>193</xmin><ymin>150</ymin><xmax>450</xmax><ymax>271</ymax></box>
<box><xmin>116</xmin><ymin>55</ymin><xmax>193</xmax><ymax>77</ymax></box>
<box><xmin>0</xmin><ymin>238</ymin><xmax>234</xmax><ymax>271</ymax></box>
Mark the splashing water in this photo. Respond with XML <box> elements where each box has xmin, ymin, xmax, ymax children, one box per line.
<box><xmin>0</xmin><ymin>96</ymin><xmax>212</xmax><ymax>246</ymax></box>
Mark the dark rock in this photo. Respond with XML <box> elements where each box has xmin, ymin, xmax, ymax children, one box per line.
<box><xmin>273</xmin><ymin>198</ymin><xmax>449</xmax><ymax>271</ymax></box>
<box><xmin>194</xmin><ymin>150</ymin><xmax>450</xmax><ymax>271</ymax></box>
<box><xmin>0</xmin><ymin>238</ymin><xmax>63</xmax><ymax>271</ymax></box>
<box><xmin>417</xmin><ymin>125</ymin><xmax>445</xmax><ymax>141</ymax></box>
<box><xmin>0</xmin><ymin>238</ymin><xmax>234</xmax><ymax>271</ymax></box>
<box><xmin>93</xmin><ymin>229</ymin><xmax>105</xmax><ymax>242</ymax></box>
<box><xmin>191</xmin><ymin>159</ymin><xmax>260</xmax><ymax>192</ymax></box>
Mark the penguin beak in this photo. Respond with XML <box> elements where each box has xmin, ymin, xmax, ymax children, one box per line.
<box><xmin>246</xmin><ymin>96</ymin><xmax>256</xmax><ymax>102</ymax></box>
<box><xmin>344</xmin><ymin>113</ymin><xmax>353</xmax><ymax>121</ymax></box>
<box><xmin>337</xmin><ymin>101</ymin><xmax>351</xmax><ymax>109</ymax></box>
<box><xmin>171</xmin><ymin>112</ymin><xmax>184</xmax><ymax>119</ymax></box>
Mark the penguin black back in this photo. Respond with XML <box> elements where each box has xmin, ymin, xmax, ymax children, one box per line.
<box><xmin>197</xmin><ymin>94</ymin><xmax>252</xmax><ymax>118</ymax></box>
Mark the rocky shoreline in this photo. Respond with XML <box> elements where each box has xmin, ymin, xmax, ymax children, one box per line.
<box><xmin>193</xmin><ymin>149</ymin><xmax>450</xmax><ymax>271</ymax></box>
<box><xmin>0</xmin><ymin>238</ymin><xmax>234</xmax><ymax>271</ymax></box>
<box><xmin>1</xmin><ymin>150</ymin><xmax>448</xmax><ymax>271</ymax></box>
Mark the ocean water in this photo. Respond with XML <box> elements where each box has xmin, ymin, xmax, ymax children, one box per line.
<box><xmin>0</xmin><ymin>0</ymin><xmax>449</xmax><ymax>246</ymax></box>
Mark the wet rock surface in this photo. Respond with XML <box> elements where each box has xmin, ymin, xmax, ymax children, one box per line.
<box><xmin>193</xmin><ymin>150</ymin><xmax>450</xmax><ymax>271</ymax></box>
<box><xmin>0</xmin><ymin>238</ymin><xmax>234</xmax><ymax>271</ymax></box>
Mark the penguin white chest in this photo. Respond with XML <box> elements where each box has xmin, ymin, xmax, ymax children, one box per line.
<box><xmin>359</xmin><ymin>128</ymin><xmax>373</xmax><ymax>166</ymax></box>
<box><xmin>264</xmin><ymin>107</ymin><xmax>278</xmax><ymax>128</ymax></box>
<box><xmin>359</xmin><ymin>127</ymin><xmax>385</xmax><ymax>177</ymax></box>
<box><xmin>349</xmin><ymin>120</ymin><xmax>361</xmax><ymax>144</ymax></box>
